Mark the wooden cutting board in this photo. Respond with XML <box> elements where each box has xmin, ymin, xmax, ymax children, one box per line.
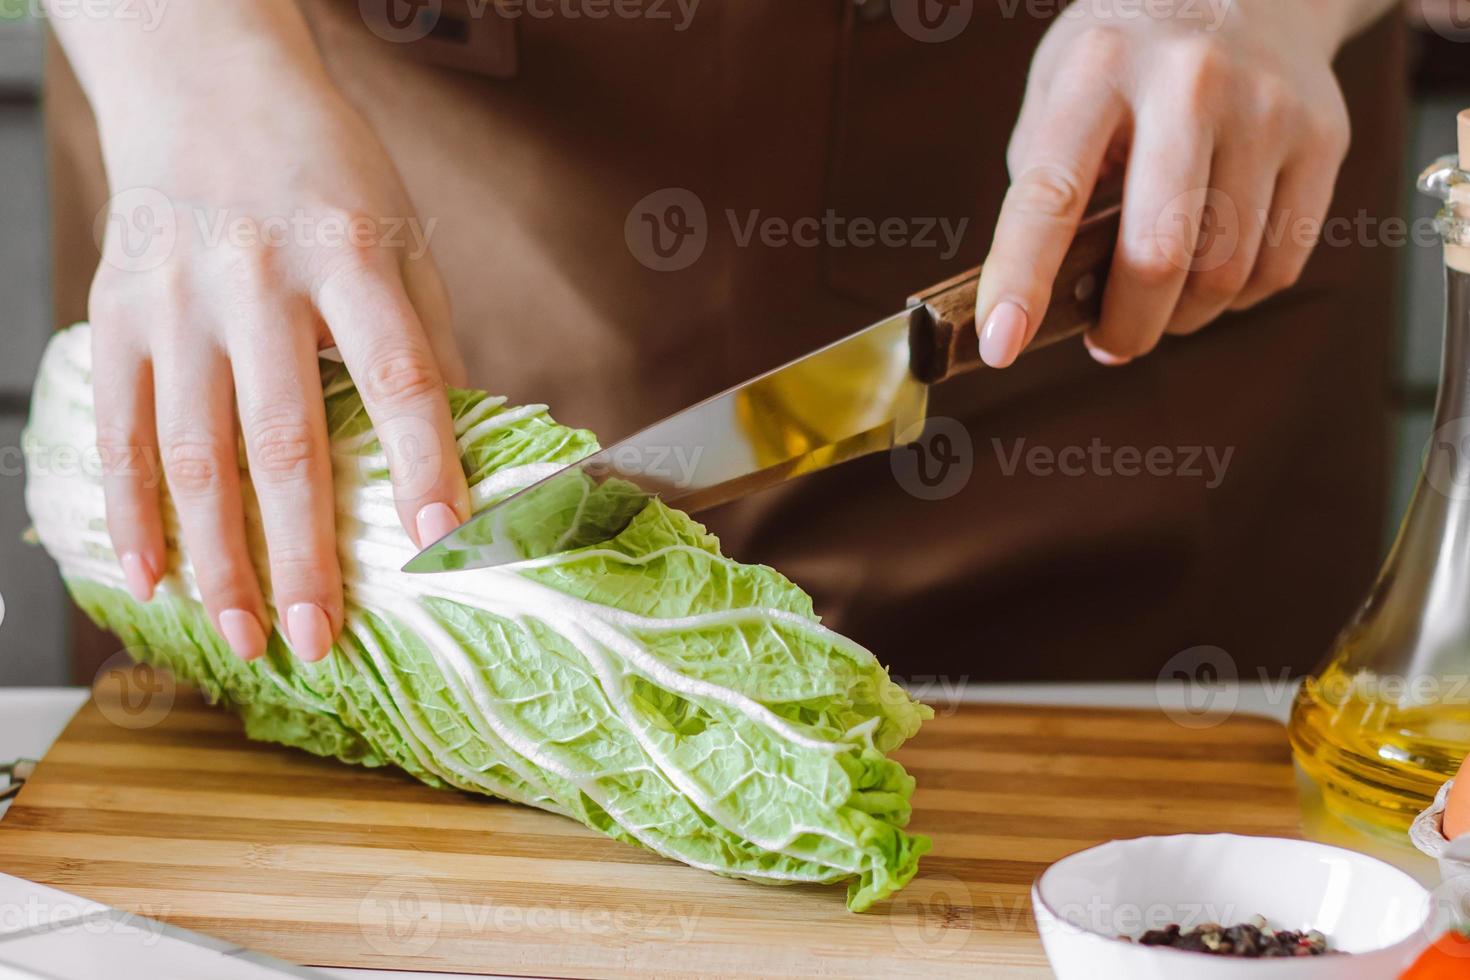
<box><xmin>0</xmin><ymin>673</ymin><xmax>1301</xmax><ymax>978</ymax></box>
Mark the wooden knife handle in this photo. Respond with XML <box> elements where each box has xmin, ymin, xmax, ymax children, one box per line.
<box><xmin>907</xmin><ymin>196</ymin><xmax>1123</xmax><ymax>385</ymax></box>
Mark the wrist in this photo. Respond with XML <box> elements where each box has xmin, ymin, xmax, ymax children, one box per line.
<box><xmin>93</xmin><ymin>49</ymin><xmax>341</xmax><ymax>186</ymax></box>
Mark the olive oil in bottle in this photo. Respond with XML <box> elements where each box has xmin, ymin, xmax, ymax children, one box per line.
<box><xmin>1290</xmin><ymin>111</ymin><xmax>1470</xmax><ymax>835</ymax></box>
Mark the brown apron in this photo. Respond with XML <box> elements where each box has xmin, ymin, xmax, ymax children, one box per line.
<box><xmin>46</xmin><ymin>2</ymin><xmax>1408</xmax><ymax>682</ymax></box>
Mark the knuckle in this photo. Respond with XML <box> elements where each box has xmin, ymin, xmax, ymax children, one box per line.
<box><xmin>267</xmin><ymin>543</ymin><xmax>337</xmax><ymax>589</ymax></box>
<box><xmin>160</xmin><ymin>434</ymin><xmax>227</xmax><ymax>498</ymax></box>
<box><xmin>94</xmin><ymin>420</ymin><xmax>143</xmax><ymax>479</ymax></box>
<box><xmin>1068</xmin><ymin>26</ymin><xmax>1128</xmax><ymax>77</ymax></box>
<box><xmin>1192</xmin><ymin>259</ymin><xmax>1253</xmax><ymax>304</ymax></box>
<box><xmin>312</xmin><ymin>217</ymin><xmax>391</xmax><ymax>281</ymax></box>
<box><xmin>1126</xmin><ymin>236</ymin><xmax>1192</xmax><ymax>285</ymax></box>
<box><xmin>87</xmin><ymin>279</ymin><xmax>129</xmax><ymax>326</ymax></box>
<box><xmin>361</xmin><ymin>347</ymin><xmax>442</xmax><ymax>406</ymax></box>
<box><xmin>90</xmin><ymin>262</ymin><xmax>191</xmax><ymax>325</ymax></box>
<box><xmin>219</xmin><ymin>243</ymin><xmax>286</xmax><ymax>293</ymax></box>
<box><xmin>1172</xmin><ymin>41</ymin><xmax>1227</xmax><ymax>106</ymax></box>
<box><xmin>195</xmin><ymin>565</ymin><xmax>259</xmax><ymax>612</ymax></box>
<box><xmin>1012</xmin><ymin>164</ymin><xmax>1085</xmax><ymax>221</ymax></box>
<box><xmin>247</xmin><ymin>416</ymin><xmax>319</xmax><ymax>482</ymax></box>
<box><xmin>1250</xmin><ymin>82</ymin><xmax>1295</xmax><ymax>138</ymax></box>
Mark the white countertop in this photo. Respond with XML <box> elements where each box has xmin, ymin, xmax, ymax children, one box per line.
<box><xmin>0</xmin><ymin>683</ymin><xmax>1440</xmax><ymax>978</ymax></box>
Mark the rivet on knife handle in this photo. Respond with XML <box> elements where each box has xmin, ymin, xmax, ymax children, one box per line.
<box><xmin>907</xmin><ymin>197</ymin><xmax>1123</xmax><ymax>385</ymax></box>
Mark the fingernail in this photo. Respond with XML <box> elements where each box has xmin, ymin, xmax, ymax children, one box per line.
<box><xmin>286</xmin><ymin>603</ymin><xmax>334</xmax><ymax>663</ymax></box>
<box><xmin>979</xmin><ymin>301</ymin><xmax>1028</xmax><ymax>368</ymax></box>
<box><xmin>219</xmin><ymin>609</ymin><xmax>268</xmax><ymax>662</ymax></box>
<box><xmin>1084</xmin><ymin>334</ymin><xmax>1133</xmax><ymax>367</ymax></box>
<box><xmin>416</xmin><ymin>502</ymin><xmax>461</xmax><ymax>548</ymax></box>
<box><xmin>121</xmin><ymin>552</ymin><xmax>155</xmax><ymax>602</ymax></box>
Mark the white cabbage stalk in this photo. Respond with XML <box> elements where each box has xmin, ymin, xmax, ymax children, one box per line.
<box><xmin>24</xmin><ymin>325</ymin><xmax>931</xmax><ymax>911</ymax></box>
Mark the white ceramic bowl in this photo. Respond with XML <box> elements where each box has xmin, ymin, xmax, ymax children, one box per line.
<box><xmin>1032</xmin><ymin>834</ymin><xmax>1431</xmax><ymax>979</ymax></box>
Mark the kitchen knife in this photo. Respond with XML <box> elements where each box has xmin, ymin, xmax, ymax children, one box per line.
<box><xmin>404</xmin><ymin>195</ymin><xmax>1121</xmax><ymax>573</ymax></box>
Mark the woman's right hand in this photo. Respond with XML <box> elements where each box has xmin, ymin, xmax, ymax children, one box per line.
<box><xmin>89</xmin><ymin>67</ymin><xmax>469</xmax><ymax>665</ymax></box>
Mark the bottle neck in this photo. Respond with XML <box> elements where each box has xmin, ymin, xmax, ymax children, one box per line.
<box><xmin>1433</xmin><ymin>267</ymin><xmax>1470</xmax><ymax>433</ymax></box>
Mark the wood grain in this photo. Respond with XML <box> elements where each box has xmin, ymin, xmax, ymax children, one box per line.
<box><xmin>0</xmin><ymin>677</ymin><xmax>1300</xmax><ymax>978</ymax></box>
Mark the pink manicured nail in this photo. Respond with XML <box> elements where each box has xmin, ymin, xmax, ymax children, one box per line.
<box><xmin>979</xmin><ymin>301</ymin><xmax>1028</xmax><ymax>368</ymax></box>
<box><xmin>286</xmin><ymin>603</ymin><xmax>333</xmax><ymax>663</ymax></box>
<box><xmin>1084</xmin><ymin>334</ymin><xmax>1133</xmax><ymax>367</ymax></box>
<box><xmin>415</xmin><ymin>502</ymin><xmax>461</xmax><ymax>548</ymax></box>
<box><xmin>121</xmin><ymin>552</ymin><xmax>155</xmax><ymax>602</ymax></box>
<box><xmin>219</xmin><ymin>609</ymin><xmax>268</xmax><ymax>662</ymax></box>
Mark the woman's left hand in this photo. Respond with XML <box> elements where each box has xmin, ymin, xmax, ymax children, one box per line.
<box><xmin>976</xmin><ymin>0</ymin><xmax>1362</xmax><ymax>368</ymax></box>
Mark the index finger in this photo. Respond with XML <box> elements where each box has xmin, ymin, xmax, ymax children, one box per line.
<box><xmin>316</xmin><ymin>261</ymin><xmax>471</xmax><ymax>549</ymax></box>
<box><xmin>976</xmin><ymin>90</ymin><xmax>1125</xmax><ymax>368</ymax></box>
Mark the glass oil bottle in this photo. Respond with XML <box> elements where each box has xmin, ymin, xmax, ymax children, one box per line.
<box><xmin>1290</xmin><ymin>111</ymin><xmax>1470</xmax><ymax>835</ymax></box>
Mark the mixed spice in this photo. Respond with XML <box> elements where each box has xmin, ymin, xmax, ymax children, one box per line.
<box><xmin>1128</xmin><ymin>915</ymin><xmax>1338</xmax><ymax>958</ymax></box>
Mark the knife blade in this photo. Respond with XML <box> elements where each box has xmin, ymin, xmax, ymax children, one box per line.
<box><xmin>403</xmin><ymin>197</ymin><xmax>1121</xmax><ymax>573</ymax></box>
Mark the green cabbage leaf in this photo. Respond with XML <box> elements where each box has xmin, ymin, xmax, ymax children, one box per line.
<box><xmin>24</xmin><ymin>324</ymin><xmax>931</xmax><ymax>910</ymax></box>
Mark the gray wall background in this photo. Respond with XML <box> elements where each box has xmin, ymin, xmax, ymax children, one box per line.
<box><xmin>0</xmin><ymin>14</ymin><xmax>68</xmax><ymax>686</ymax></box>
